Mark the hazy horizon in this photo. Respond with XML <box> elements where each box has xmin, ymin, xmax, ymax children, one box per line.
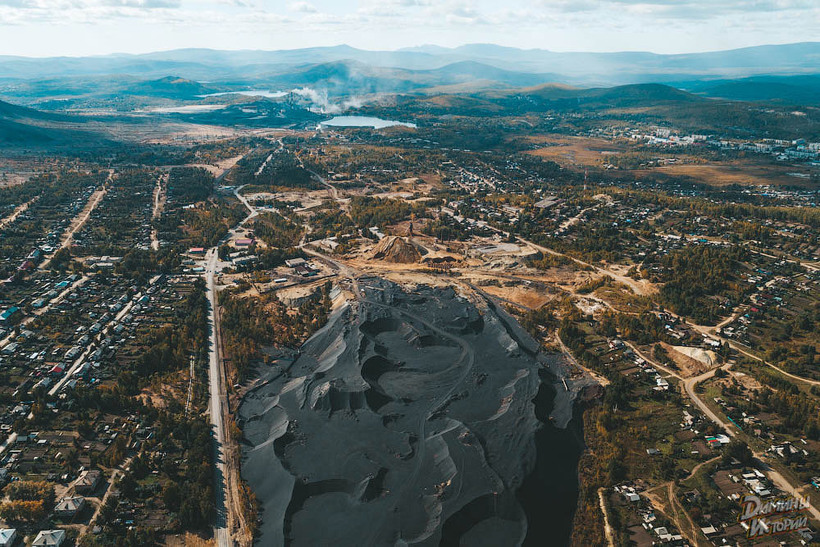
<box><xmin>2</xmin><ymin>40</ymin><xmax>820</xmax><ymax>61</ymax></box>
<box><xmin>0</xmin><ymin>0</ymin><xmax>818</xmax><ymax>58</ymax></box>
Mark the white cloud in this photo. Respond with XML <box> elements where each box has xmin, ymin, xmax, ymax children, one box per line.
<box><xmin>288</xmin><ymin>1</ymin><xmax>316</xmax><ymax>13</ymax></box>
<box><xmin>0</xmin><ymin>0</ymin><xmax>182</xmax><ymax>7</ymax></box>
<box><xmin>103</xmin><ymin>0</ymin><xmax>181</xmax><ymax>7</ymax></box>
<box><xmin>0</xmin><ymin>0</ymin><xmax>818</xmax><ymax>56</ymax></box>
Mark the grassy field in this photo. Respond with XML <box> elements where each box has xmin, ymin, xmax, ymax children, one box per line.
<box><xmin>527</xmin><ymin>136</ymin><xmax>628</xmax><ymax>166</ymax></box>
<box><xmin>636</xmin><ymin>161</ymin><xmax>815</xmax><ymax>188</ymax></box>
<box><xmin>526</xmin><ymin>134</ymin><xmax>815</xmax><ymax>188</ymax></box>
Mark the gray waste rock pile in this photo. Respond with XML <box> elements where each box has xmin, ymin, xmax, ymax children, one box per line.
<box><xmin>240</xmin><ymin>278</ymin><xmax>558</xmax><ymax>546</ymax></box>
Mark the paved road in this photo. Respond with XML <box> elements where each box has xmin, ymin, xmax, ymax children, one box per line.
<box><xmin>205</xmin><ymin>248</ymin><xmax>230</xmax><ymax>547</ymax></box>
<box><xmin>200</xmin><ymin>158</ymin><xmax>259</xmax><ymax>547</ymax></box>
<box><xmin>625</xmin><ymin>340</ymin><xmax>740</xmax><ymax>438</ymax></box>
<box><xmin>634</xmin><ymin>344</ymin><xmax>820</xmax><ymax>524</ymax></box>
<box><xmin>622</xmin><ymin>341</ymin><xmax>734</xmax><ymax>436</ymax></box>
<box><xmin>682</xmin><ymin>367</ymin><xmax>738</xmax><ymax>438</ymax></box>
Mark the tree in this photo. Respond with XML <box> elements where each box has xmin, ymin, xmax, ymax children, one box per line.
<box><xmin>0</xmin><ymin>480</ymin><xmax>54</xmax><ymax>522</ymax></box>
<box><xmin>163</xmin><ymin>482</ymin><xmax>182</xmax><ymax>513</ymax></box>
<box><xmin>218</xmin><ymin>244</ymin><xmax>232</xmax><ymax>261</ymax></box>
<box><xmin>657</xmin><ymin>456</ymin><xmax>676</xmax><ymax>480</ymax></box>
<box><xmin>0</xmin><ymin>500</ymin><xmax>47</xmax><ymax>523</ymax></box>
<box><xmin>50</xmin><ymin>247</ymin><xmax>72</xmax><ymax>271</ymax></box>
<box><xmin>607</xmin><ymin>458</ymin><xmax>626</xmax><ymax>483</ymax></box>
<box><xmin>723</xmin><ymin>439</ymin><xmax>753</xmax><ymax>466</ymax></box>
<box><xmin>4</xmin><ymin>480</ymin><xmax>55</xmax><ymax>506</ymax></box>
<box><xmin>118</xmin><ymin>473</ymin><xmax>137</xmax><ymax>499</ymax></box>
<box><xmin>99</xmin><ymin>497</ymin><xmax>119</xmax><ymax>525</ymax></box>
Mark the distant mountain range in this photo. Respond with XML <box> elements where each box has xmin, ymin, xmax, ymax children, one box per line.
<box><xmin>0</xmin><ymin>82</ymin><xmax>687</xmax><ymax>147</ymax></box>
<box><xmin>674</xmin><ymin>75</ymin><xmax>820</xmax><ymax>105</ymax></box>
<box><xmin>2</xmin><ymin>56</ymin><xmax>819</xmax><ymax>114</ymax></box>
<box><xmin>3</xmin><ymin>75</ymin><xmax>818</xmax><ymax>149</ymax></box>
<box><xmin>0</xmin><ymin>42</ymin><xmax>818</xmax><ymax>87</ymax></box>
<box><xmin>364</xmin><ymin>82</ymin><xmax>708</xmax><ymax>119</ymax></box>
<box><xmin>2</xmin><ymin>42</ymin><xmax>819</xmax><ymax>147</ymax></box>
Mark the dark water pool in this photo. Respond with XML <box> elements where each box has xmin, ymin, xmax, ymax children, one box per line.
<box><xmin>516</xmin><ymin>373</ymin><xmax>585</xmax><ymax>547</ymax></box>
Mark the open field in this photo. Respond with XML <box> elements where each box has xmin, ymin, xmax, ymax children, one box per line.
<box><xmin>635</xmin><ymin>161</ymin><xmax>816</xmax><ymax>187</ymax></box>
<box><xmin>527</xmin><ymin>134</ymin><xmax>816</xmax><ymax>187</ymax></box>
<box><xmin>528</xmin><ymin>136</ymin><xmax>628</xmax><ymax>166</ymax></box>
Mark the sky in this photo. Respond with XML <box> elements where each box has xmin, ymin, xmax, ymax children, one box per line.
<box><xmin>0</xmin><ymin>0</ymin><xmax>817</xmax><ymax>57</ymax></box>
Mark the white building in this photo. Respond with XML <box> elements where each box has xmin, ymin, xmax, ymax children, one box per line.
<box><xmin>33</xmin><ymin>530</ymin><xmax>66</xmax><ymax>547</ymax></box>
<box><xmin>0</xmin><ymin>529</ymin><xmax>16</xmax><ymax>547</ymax></box>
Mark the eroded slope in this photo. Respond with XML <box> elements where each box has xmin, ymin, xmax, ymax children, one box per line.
<box><xmin>241</xmin><ymin>279</ymin><xmax>565</xmax><ymax>546</ymax></box>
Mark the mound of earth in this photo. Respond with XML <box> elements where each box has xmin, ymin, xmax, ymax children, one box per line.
<box><xmin>671</xmin><ymin>345</ymin><xmax>716</xmax><ymax>368</ymax></box>
<box><xmin>371</xmin><ymin>236</ymin><xmax>421</xmax><ymax>263</ymax></box>
<box><xmin>240</xmin><ymin>279</ymin><xmax>577</xmax><ymax>546</ymax></box>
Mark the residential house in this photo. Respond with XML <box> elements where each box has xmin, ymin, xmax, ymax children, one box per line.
<box><xmin>0</xmin><ymin>529</ymin><xmax>16</xmax><ymax>547</ymax></box>
<box><xmin>54</xmin><ymin>496</ymin><xmax>86</xmax><ymax>519</ymax></box>
<box><xmin>32</xmin><ymin>530</ymin><xmax>65</xmax><ymax>547</ymax></box>
<box><xmin>0</xmin><ymin>307</ymin><xmax>20</xmax><ymax>325</ymax></box>
<box><xmin>75</xmin><ymin>469</ymin><xmax>102</xmax><ymax>494</ymax></box>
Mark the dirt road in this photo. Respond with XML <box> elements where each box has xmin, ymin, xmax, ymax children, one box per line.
<box><xmin>669</xmin><ymin>357</ymin><xmax>820</xmax><ymax>524</ymax></box>
<box><xmin>150</xmin><ymin>173</ymin><xmax>168</xmax><ymax>251</ymax></box>
<box><xmin>669</xmin><ymin>309</ymin><xmax>820</xmax><ymax>387</ymax></box>
<box><xmin>0</xmin><ymin>275</ymin><xmax>89</xmax><ymax>350</ymax></box>
<box><xmin>725</xmin><ymin>340</ymin><xmax>820</xmax><ymax>387</ymax></box>
<box><xmin>598</xmin><ymin>488</ymin><xmax>615</xmax><ymax>547</ymax></box>
<box><xmin>0</xmin><ymin>197</ymin><xmax>37</xmax><ymax>230</ymax></box>
<box><xmin>233</xmin><ymin>185</ymin><xmax>259</xmax><ymax>224</ymax></box>
<box><xmin>41</xmin><ymin>173</ymin><xmax>110</xmax><ymax>269</ymax></box>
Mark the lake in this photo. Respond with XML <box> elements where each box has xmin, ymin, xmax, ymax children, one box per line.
<box><xmin>319</xmin><ymin>116</ymin><xmax>417</xmax><ymax>129</ymax></box>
